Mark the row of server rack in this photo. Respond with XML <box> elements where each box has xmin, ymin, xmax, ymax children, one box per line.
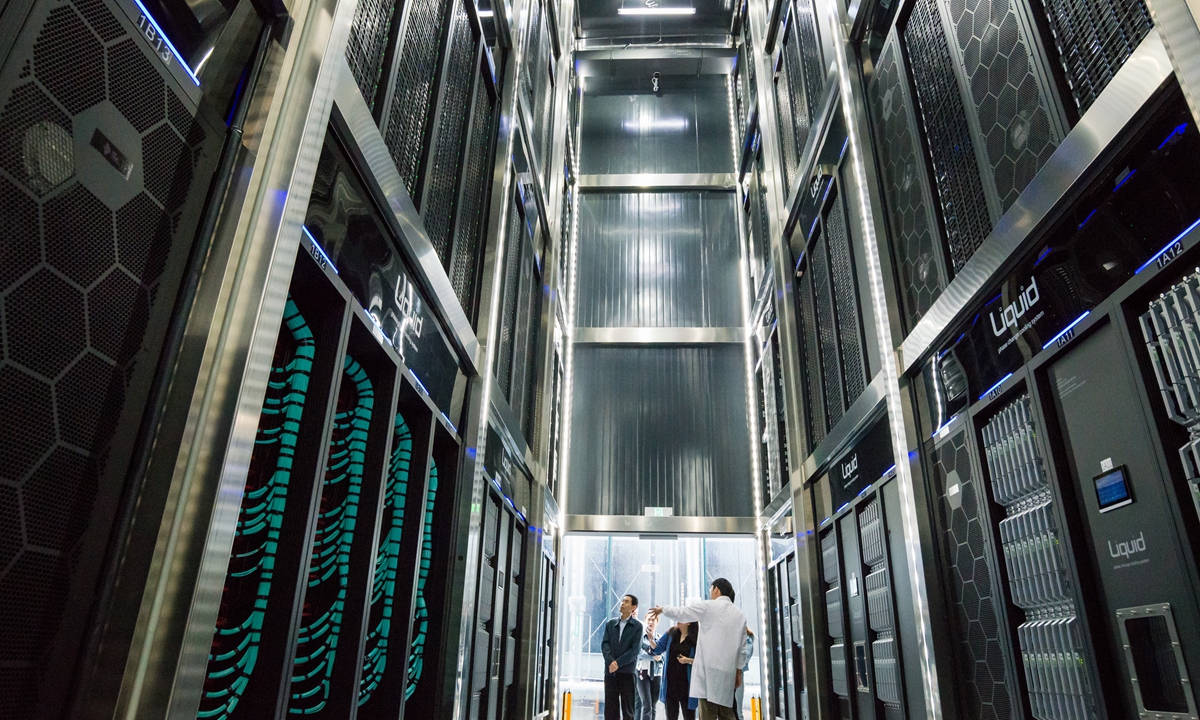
<box><xmin>0</xmin><ymin>0</ymin><xmax>572</xmax><ymax>715</ymax></box>
<box><xmin>732</xmin><ymin>0</ymin><xmax>1200</xmax><ymax>716</ymax></box>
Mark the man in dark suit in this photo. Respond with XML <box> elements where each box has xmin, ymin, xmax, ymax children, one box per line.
<box><xmin>601</xmin><ymin>594</ymin><xmax>643</xmax><ymax>720</ymax></box>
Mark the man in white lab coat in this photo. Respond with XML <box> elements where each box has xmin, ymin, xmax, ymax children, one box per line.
<box><xmin>647</xmin><ymin>578</ymin><xmax>749</xmax><ymax>720</ymax></box>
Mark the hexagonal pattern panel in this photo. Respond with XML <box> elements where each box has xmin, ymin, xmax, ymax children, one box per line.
<box><xmin>943</xmin><ymin>0</ymin><xmax>1062</xmax><ymax>211</ymax></box>
<box><xmin>931</xmin><ymin>427</ymin><xmax>1016</xmax><ymax>720</ymax></box>
<box><xmin>0</xmin><ymin>0</ymin><xmax>210</xmax><ymax>713</ymax></box>
<box><xmin>869</xmin><ymin>37</ymin><xmax>946</xmax><ymax>328</ymax></box>
<box><xmin>904</xmin><ymin>0</ymin><xmax>994</xmax><ymax>273</ymax></box>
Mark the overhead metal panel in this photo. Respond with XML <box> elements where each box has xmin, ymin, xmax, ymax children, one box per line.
<box><xmin>580</xmin><ymin>75</ymin><xmax>734</xmax><ymax>175</ymax></box>
<box><xmin>575</xmin><ymin>192</ymin><xmax>741</xmax><ymax>328</ymax></box>
<box><xmin>566</xmin><ymin>346</ymin><xmax>753</xmax><ymax>517</ymax></box>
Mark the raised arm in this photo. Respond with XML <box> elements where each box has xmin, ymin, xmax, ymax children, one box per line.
<box><xmin>654</xmin><ymin>600</ymin><xmax>708</xmax><ymax>624</ymax></box>
<box><xmin>651</xmin><ymin>632</ymin><xmax>672</xmax><ymax>656</ymax></box>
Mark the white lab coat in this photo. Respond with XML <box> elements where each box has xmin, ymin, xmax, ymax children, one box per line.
<box><xmin>660</xmin><ymin>597</ymin><xmax>749</xmax><ymax>707</ymax></box>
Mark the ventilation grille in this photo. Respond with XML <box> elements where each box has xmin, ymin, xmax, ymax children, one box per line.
<box><xmin>797</xmin><ymin>268</ymin><xmax>826</xmax><ymax>449</ymax></box>
<box><xmin>345</xmin><ymin>0</ymin><xmax>397</xmax><ymax>108</ymax></box>
<box><xmin>826</xmin><ymin>585</ymin><xmax>844</xmax><ymax>638</ymax></box>
<box><xmin>1038</xmin><ymin>0</ymin><xmax>1152</xmax><ymax>113</ymax></box>
<box><xmin>825</xmin><ymin>189</ymin><xmax>866</xmax><ymax>408</ymax></box>
<box><xmin>940</xmin><ymin>0</ymin><xmax>1062</xmax><ymax>211</ymax></box>
<box><xmin>794</xmin><ymin>0</ymin><xmax>825</xmax><ymax>130</ymax></box>
<box><xmin>868</xmin><ymin>37</ymin><xmax>944</xmax><ymax>327</ymax></box>
<box><xmin>830</xmin><ymin>643</ymin><xmax>849</xmax><ymax>697</ymax></box>
<box><xmin>821</xmin><ymin>531</ymin><xmax>839</xmax><ymax>583</ymax></box>
<box><xmin>526</xmin><ymin>0</ymin><xmax>554</xmax><ymax>183</ymax></box>
<box><xmin>903</xmin><ymin>0</ymin><xmax>993</xmax><ymax>272</ymax></box>
<box><xmin>494</xmin><ymin>198</ymin><xmax>524</xmax><ymax>397</ymax></box>
<box><xmin>932</xmin><ymin>427</ymin><xmax>1016</xmax><ymax>719</ymax></box>
<box><xmin>775</xmin><ymin>19</ymin><xmax>811</xmax><ymax>191</ymax></box>
<box><xmin>383</xmin><ymin>0</ymin><xmax>451</xmax><ymax>199</ymax></box>
<box><xmin>858</xmin><ymin>500</ymin><xmax>885</xmax><ymax>566</ymax></box>
<box><xmin>448</xmin><ymin>77</ymin><xmax>495</xmax><ymax>318</ymax></box>
<box><xmin>810</xmin><ymin>232</ymin><xmax>843</xmax><ymax>431</ymax></box>
<box><xmin>422</xmin><ymin>1</ymin><xmax>476</xmax><ymax>264</ymax></box>
<box><xmin>0</xmin><ymin>0</ymin><xmax>209</xmax><ymax>713</ymax></box>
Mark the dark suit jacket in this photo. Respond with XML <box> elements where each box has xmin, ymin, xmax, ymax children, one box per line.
<box><xmin>601</xmin><ymin>617</ymin><xmax>643</xmax><ymax>674</ymax></box>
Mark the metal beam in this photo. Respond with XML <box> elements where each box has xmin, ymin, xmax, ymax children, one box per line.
<box><xmin>565</xmin><ymin>515</ymin><xmax>758</xmax><ymax>534</ymax></box>
<box><xmin>578</xmin><ymin>172</ymin><xmax>738</xmax><ymax>191</ymax></box>
<box><xmin>572</xmin><ymin>326</ymin><xmax>746</xmax><ymax>344</ymax></box>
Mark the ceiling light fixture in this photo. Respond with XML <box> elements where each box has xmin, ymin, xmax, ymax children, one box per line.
<box><xmin>617</xmin><ymin>6</ymin><xmax>697</xmax><ymax>14</ymax></box>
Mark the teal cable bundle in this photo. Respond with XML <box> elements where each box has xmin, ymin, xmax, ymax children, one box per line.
<box><xmin>357</xmin><ymin>413</ymin><xmax>413</xmax><ymax>705</ymax></box>
<box><xmin>405</xmin><ymin>460</ymin><xmax>439</xmax><ymax>701</ymax></box>
<box><xmin>288</xmin><ymin>355</ymin><xmax>374</xmax><ymax>714</ymax></box>
<box><xmin>200</xmin><ymin>297</ymin><xmax>314</xmax><ymax>720</ymax></box>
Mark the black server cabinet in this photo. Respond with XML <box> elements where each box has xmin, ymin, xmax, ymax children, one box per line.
<box><xmin>0</xmin><ymin>0</ymin><xmax>241</xmax><ymax>710</ymax></box>
<box><xmin>469</xmin><ymin>431</ymin><xmax>531</xmax><ymax>720</ymax></box>
<box><xmin>916</xmin><ymin>85</ymin><xmax>1200</xmax><ymax>720</ymax></box>
<box><xmin>791</xmin><ymin>147</ymin><xmax>871</xmax><ymax>449</ymax></box>
<box><xmin>815</xmin><ymin>470</ymin><xmax>912</xmax><ymax>720</ymax></box>
<box><xmin>198</xmin><ymin>252</ymin><xmax>351</xmax><ymax>720</ymax></box>
<box><xmin>768</xmin><ymin>548</ymin><xmax>803</xmax><ymax>720</ymax></box>
<box><xmin>770</xmin><ymin>0</ymin><xmax>825</xmax><ymax>195</ymax></box>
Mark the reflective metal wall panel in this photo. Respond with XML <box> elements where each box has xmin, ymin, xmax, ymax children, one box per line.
<box><xmin>575</xmin><ymin>191</ymin><xmax>742</xmax><ymax>327</ymax></box>
<box><xmin>579</xmin><ymin>75</ymin><xmax>735</xmax><ymax>175</ymax></box>
<box><xmin>566</xmin><ymin>345</ymin><xmax>753</xmax><ymax>516</ymax></box>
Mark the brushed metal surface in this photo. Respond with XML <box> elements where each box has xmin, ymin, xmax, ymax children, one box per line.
<box><xmin>574</xmin><ymin>46</ymin><xmax>738</xmax><ymax>76</ymax></box>
<box><xmin>575</xmin><ymin>191</ymin><xmax>742</xmax><ymax>327</ymax></box>
<box><xmin>1146</xmin><ymin>0</ymin><xmax>1200</xmax><ymax>128</ymax></box>
<box><xmin>564</xmin><ymin>514</ymin><xmax>758</xmax><ymax>534</ymax></box>
<box><xmin>331</xmin><ymin>60</ymin><xmax>483</xmax><ymax>375</ymax></box>
<box><xmin>573</xmin><ymin>326</ymin><xmax>747</xmax><ymax>343</ymax></box>
<box><xmin>578</xmin><ymin>172</ymin><xmax>739</xmax><ymax>190</ymax></box>
<box><xmin>567</xmin><ymin>344</ymin><xmax>753</xmax><ymax>517</ymax></box>
<box><xmin>897</xmin><ymin>30</ymin><xmax>1173</xmax><ymax>374</ymax></box>
<box><xmin>579</xmin><ymin>74</ymin><xmax>735</xmax><ymax>175</ymax></box>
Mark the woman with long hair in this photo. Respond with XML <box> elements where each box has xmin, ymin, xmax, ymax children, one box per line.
<box><xmin>650</xmin><ymin>621</ymin><xmax>699</xmax><ymax>720</ymax></box>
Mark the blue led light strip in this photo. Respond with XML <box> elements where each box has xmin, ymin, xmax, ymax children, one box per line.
<box><xmin>130</xmin><ymin>0</ymin><xmax>200</xmax><ymax>85</ymax></box>
<box><xmin>979</xmin><ymin>373</ymin><xmax>1013</xmax><ymax>401</ymax></box>
<box><xmin>302</xmin><ymin>226</ymin><xmax>339</xmax><ymax>274</ymax></box>
<box><xmin>1042</xmin><ymin>312</ymin><xmax>1090</xmax><ymax>350</ymax></box>
<box><xmin>1136</xmin><ymin>216</ymin><xmax>1200</xmax><ymax>274</ymax></box>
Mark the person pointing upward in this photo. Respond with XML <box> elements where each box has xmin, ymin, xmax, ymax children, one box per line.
<box><xmin>647</xmin><ymin>579</ymin><xmax>749</xmax><ymax>720</ymax></box>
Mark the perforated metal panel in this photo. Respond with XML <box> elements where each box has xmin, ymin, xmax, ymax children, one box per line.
<box><xmin>794</xmin><ymin>0</ymin><xmax>825</xmax><ymax>129</ymax></box>
<box><xmin>494</xmin><ymin>195</ymin><xmax>524</xmax><ymax>395</ymax></box>
<box><xmin>940</xmin><ymin>0</ymin><xmax>1063</xmax><ymax>211</ymax></box>
<box><xmin>345</xmin><ymin>0</ymin><xmax>397</xmax><ymax>108</ymax></box>
<box><xmin>903</xmin><ymin>0</ymin><xmax>993</xmax><ymax>272</ymax></box>
<box><xmin>1038</xmin><ymin>0</ymin><xmax>1151</xmax><ymax>113</ymax></box>
<box><xmin>0</xmin><ymin>0</ymin><xmax>213</xmax><ymax>713</ymax></box>
<box><xmin>383</xmin><ymin>0</ymin><xmax>451</xmax><ymax>199</ymax></box>
<box><xmin>931</xmin><ymin>428</ymin><xmax>1017</xmax><ymax>720</ymax></box>
<box><xmin>868</xmin><ymin>36</ymin><xmax>945</xmax><ymax>327</ymax></box>
<box><xmin>448</xmin><ymin>77</ymin><xmax>495</xmax><ymax>318</ymax></box>
<box><xmin>422</xmin><ymin>0</ymin><xmax>477</xmax><ymax>264</ymax></box>
<box><xmin>797</xmin><ymin>269</ymin><xmax>826</xmax><ymax>449</ymax></box>
<box><xmin>774</xmin><ymin>17</ymin><xmax>809</xmax><ymax>191</ymax></box>
<box><xmin>810</xmin><ymin>231</ymin><xmax>843</xmax><ymax>431</ymax></box>
<box><xmin>825</xmin><ymin>186</ymin><xmax>865</xmax><ymax>410</ymax></box>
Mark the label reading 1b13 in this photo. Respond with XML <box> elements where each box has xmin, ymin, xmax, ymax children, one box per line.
<box><xmin>135</xmin><ymin>13</ymin><xmax>174</xmax><ymax>69</ymax></box>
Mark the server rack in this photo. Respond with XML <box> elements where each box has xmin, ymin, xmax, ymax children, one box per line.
<box><xmin>768</xmin><ymin>526</ymin><xmax>804</xmax><ymax>720</ymax></box>
<box><xmin>810</xmin><ymin>418</ymin><xmax>919</xmax><ymax>720</ymax></box>
<box><xmin>915</xmin><ymin>84</ymin><xmax>1200</xmax><ymax>720</ymax></box>
<box><xmin>0</xmin><ymin>0</ymin><xmax>262</xmax><ymax>711</ymax></box>
<box><xmin>789</xmin><ymin>123</ymin><xmax>872</xmax><ymax>451</ymax></box>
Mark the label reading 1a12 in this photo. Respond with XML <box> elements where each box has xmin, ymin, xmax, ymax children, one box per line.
<box><xmin>1157</xmin><ymin>240</ymin><xmax>1184</xmax><ymax>270</ymax></box>
<box><xmin>135</xmin><ymin>13</ymin><xmax>174</xmax><ymax>69</ymax></box>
